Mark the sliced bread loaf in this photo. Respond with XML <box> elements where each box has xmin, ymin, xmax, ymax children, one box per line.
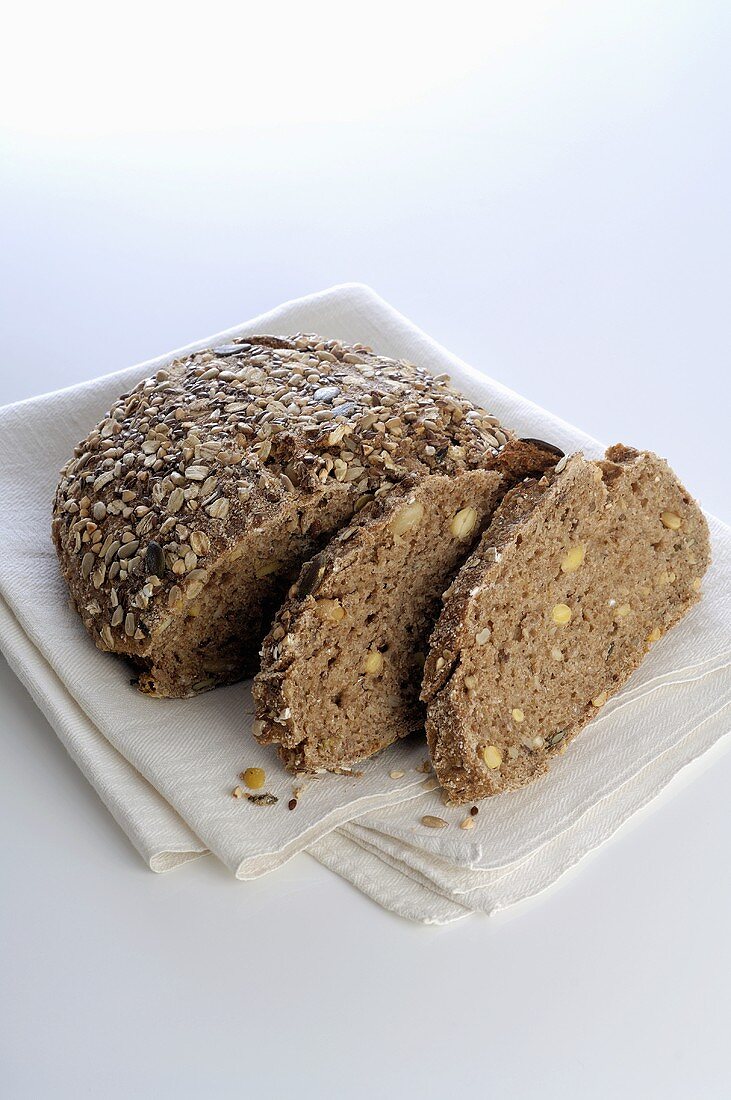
<box><xmin>52</xmin><ymin>333</ymin><xmax>559</xmax><ymax>697</ymax></box>
<box><xmin>422</xmin><ymin>445</ymin><xmax>711</xmax><ymax>802</ymax></box>
<box><xmin>252</xmin><ymin>468</ymin><xmax>504</xmax><ymax>771</ymax></box>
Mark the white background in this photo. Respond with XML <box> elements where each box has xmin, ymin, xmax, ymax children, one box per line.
<box><xmin>1</xmin><ymin>2</ymin><xmax>729</xmax><ymax>1096</ymax></box>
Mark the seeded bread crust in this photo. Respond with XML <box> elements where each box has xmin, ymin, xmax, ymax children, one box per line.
<box><xmin>52</xmin><ymin>333</ymin><xmax>559</xmax><ymax>697</ymax></box>
<box><xmin>253</xmin><ymin>469</ymin><xmax>504</xmax><ymax>772</ymax></box>
<box><xmin>422</xmin><ymin>445</ymin><xmax>711</xmax><ymax>802</ymax></box>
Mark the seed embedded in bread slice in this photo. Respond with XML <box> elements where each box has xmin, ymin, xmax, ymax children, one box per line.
<box><xmin>253</xmin><ymin>468</ymin><xmax>504</xmax><ymax>771</ymax></box>
<box><xmin>422</xmin><ymin>445</ymin><xmax>711</xmax><ymax>803</ymax></box>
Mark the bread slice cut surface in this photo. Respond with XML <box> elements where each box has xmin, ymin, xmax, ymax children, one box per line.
<box><xmin>421</xmin><ymin>445</ymin><xmax>711</xmax><ymax>803</ymax></box>
<box><xmin>253</xmin><ymin>468</ymin><xmax>504</xmax><ymax>771</ymax></box>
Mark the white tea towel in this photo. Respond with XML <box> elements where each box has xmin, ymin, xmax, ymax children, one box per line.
<box><xmin>1</xmin><ymin>283</ymin><xmax>729</xmax><ymax>914</ymax></box>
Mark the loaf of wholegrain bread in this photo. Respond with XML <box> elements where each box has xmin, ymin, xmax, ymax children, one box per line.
<box><xmin>253</xmin><ymin>469</ymin><xmax>503</xmax><ymax>770</ymax></box>
<box><xmin>422</xmin><ymin>446</ymin><xmax>711</xmax><ymax>802</ymax></box>
<box><xmin>52</xmin><ymin>333</ymin><xmax>559</xmax><ymax>697</ymax></box>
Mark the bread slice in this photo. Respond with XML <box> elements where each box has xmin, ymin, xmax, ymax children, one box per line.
<box><xmin>252</xmin><ymin>468</ymin><xmax>504</xmax><ymax>771</ymax></box>
<box><xmin>52</xmin><ymin>333</ymin><xmax>559</xmax><ymax>697</ymax></box>
<box><xmin>421</xmin><ymin>445</ymin><xmax>711</xmax><ymax>802</ymax></box>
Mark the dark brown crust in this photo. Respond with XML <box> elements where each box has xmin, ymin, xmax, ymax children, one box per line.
<box><xmin>519</xmin><ymin>437</ymin><xmax>565</xmax><ymax>459</ymax></box>
<box><xmin>491</xmin><ymin>438</ymin><xmax>565</xmax><ymax>482</ymax></box>
<box><xmin>422</xmin><ymin>446</ymin><xmax>711</xmax><ymax>802</ymax></box>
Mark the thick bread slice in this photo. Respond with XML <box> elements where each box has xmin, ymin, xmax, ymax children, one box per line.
<box><xmin>253</xmin><ymin>469</ymin><xmax>504</xmax><ymax>771</ymax></box>
<box><xmin>52</xmin><ymin>333</ymin><xmax>559</xmax><ymax>697</ymax></box>
<box><xmin>422</xmin><ymin>445</ymin><xmax>711</xmax><ymax>802</ymax></box>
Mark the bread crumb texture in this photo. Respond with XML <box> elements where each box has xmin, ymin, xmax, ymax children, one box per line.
<box><xmin>422</xmin><ymin>445</ymin><xmax>711</xmax><ymax>802</ymax></box>
<box><xmin>252</xmin><ymin>469</ymin><xmax>502</xmax><ymax>771</ymax></box>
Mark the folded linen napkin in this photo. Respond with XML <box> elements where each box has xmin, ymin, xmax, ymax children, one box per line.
<box><xmin>1</xmin><ymin>283</ymin><xmax>729</xmax><ymax>919</ymax></box>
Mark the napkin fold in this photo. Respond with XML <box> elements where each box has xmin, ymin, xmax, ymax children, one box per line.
<box><xmin>0</xmin><ymin>595</ymin><xmax>206</xmax><ymax>872</ymax></box>
<box><xmin>1</xmin><ymin>283</ymin><xmax>729</xmax><ymax>921</ymax></box>
<box><xmin>337</xmin><ymin>681</ymin><xmax>731</xmax><ymax>918</ymax></box>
